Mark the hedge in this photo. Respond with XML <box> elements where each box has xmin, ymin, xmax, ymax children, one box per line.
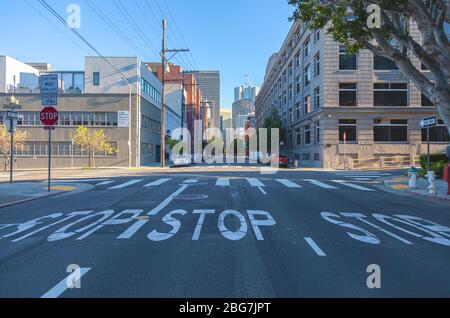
<box><xmin>419</xmin><ymin>154</ymin><xmax>449</xmax><ymax>178</ymax></box>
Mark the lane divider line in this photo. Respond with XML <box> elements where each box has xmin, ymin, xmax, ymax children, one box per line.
<box><xmin>332</xmin><ymin>180</ymin><xmax>376</xmax><ymax>192</ymax></box>
<box><xmin>108</xmin><ymin>179</ymin><xmax>144</xmax><ymax>190</ymax></box>
<box><xmin>41</xmin><ymin>268</ymin><xmax>91</xmax><ymax>298</ymax></box>
<box><xmin>304</xmin><ymin>237</ymin><xmax>326</xmax><ymax>257</ymax></box>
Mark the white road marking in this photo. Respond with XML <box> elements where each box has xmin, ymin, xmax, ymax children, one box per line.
<box><xmin>258</xmin><ymin>187</ymin><xmax>267</xmax><ymax>195</ymax></box>
<box><xmin>276</xmin><ymin>179</ymin><xmax>302</xmax><ymax>188</ymax></box>
<box><xmin>304</xmin><ymin>237</ymin><xmax>326</xmax><ymax>256</ymax></box>
<box><xmin>96</xmin><ymin>181</ymin><xmax>114</xmax><ymax>186</ymax></box>
<box><xmin>108</xmin><ymin>179</ymin><xmax>144</xmax><ymax>189</ymax></box>
<box><xmin>246</xmin><ymin>178</ymin><xmax>265</xmax><ymax>187</ymax></box>
<box><xmin>183</xmin><ymin>179</ymin><xmax>199</xmax><ymax>184</ymax></box>
<box><xmin>332</xmin><ymin>180</ymin><xmax>376</xmax><ymax>191</ymax></box>
<box><xmin>118</xmin><ymin>184</ymin><xmax>190</xmax><ymax>239</ymax></box>
<box><xmin>353</xmin><ymin>178</ymin><xmax>375</xmax><ymax>181</ymax></box>
<box><xmin>55</xmin><ymin>179</ymin><xmax>109</xmax><ymax>183</ymax></box>
<box><xmin>41</xmin><ymin>267</ymin><xmax>91</xmax><ymax>298</ymax></box>
<box><xmin>303</xmin><ymin>179</ymin><xmax>338</xmax><ymax>189</ymax></box>
<box><xmin>144</xmin><ymin>178</ymin><xmax>171</xmax><ymax>187</ymax></box>
<box><xmin>216</xmin><ymin>178</ymin><xmax>230</xmax><ymax>186</ymax></box>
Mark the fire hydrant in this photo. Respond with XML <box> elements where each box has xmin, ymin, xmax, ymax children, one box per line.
<box><xmin>408</xmin><ymin>167</ymin><xmax>419</xmax><ymax>189</ymax></box>
<box><xmin>426</xmin><ymin>171</ymin><xmax>437</xmax><ymax>195</ymax></box>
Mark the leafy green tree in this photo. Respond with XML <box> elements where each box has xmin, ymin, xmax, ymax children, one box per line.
<box><xmin>72</xmin><ymin>126</ymin><xmax>115</xmax><ymax>168</ymax></box>
<box><xmin>288</xmin><ymin>0</ymin><xmax>450</xmax><ymax>133</ymax></box>
<box><xmin>263</xmin><ymin>109</ymin><xmax>285</xmax><ymax>152</ymax></box>
<box><xmin>0</xmin><ymin>125</ymin><xmax>29</xmax><ymax>171</ymax></box>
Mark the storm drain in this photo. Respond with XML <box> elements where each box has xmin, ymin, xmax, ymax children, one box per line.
<box><xmin>174</xmin><ymin>194</ymin><xmax>208</xmax><ymax>200</ymax></box>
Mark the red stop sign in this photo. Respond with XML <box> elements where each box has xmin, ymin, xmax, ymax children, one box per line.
<box><xmin>40</xmin><ymin>107</ymin><xmax>59</xmax><ymax>126</ymax></box>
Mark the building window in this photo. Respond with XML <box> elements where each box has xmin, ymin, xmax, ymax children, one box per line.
<box><xmin>339</xmin><ymin>119</ymin><xmax>357</xmax><ymax>143</ymax></box>
<box><xmin>304</xmin><ymin>37</ymin><xmax>311</xmax><ymax>57</ymax></box>
<box><xmin>339</xmin><ymin>47</ymin><xmax>357</xmax><ymax>70</ymax></box>
<box><xmin>315</xmin><ymin>121</ymin><xmax>320</xmax><ymax>144</ymax></box>
<box><xmin>304</xmin><ymin>64</ymin><xmax>311</xmax><ymax>87</ymax></box>
<box><xmin>295</xmin><ymin>102</ymin><xmax>301</xmax><ymax>119</ymax></box>
<box><xmin>421</xmin><ymin>93</ymin><xmax>434</xmax><ymax>107</ymax></box>
<box><xmin>288</xmin><ymin>108</ymin><xmax>293</xmax><ymax>123</ymax></box>
<box><xmin>374</xmin><ymin>119</ymin><xmax>408</xmax><ymax>142</ymax></box>
<box><xmin>339</xmin><ymin>83</ymin><xmax>357</xmax><ymax>106</ymax></box>
<box><xmin>422</xmin><ymin>120</ymin><xmax>450</xmax><ymax>142</ymax></box>
<box><xmin>296</xmin><ymin>129</ymin><xmax>302</xmax><ymax>145</ymax></box>
<box><xmin>304</xmin><ymin>124</ymin><xmax>311</xmax><ymax>144</ymax></box>
<box><xmin>295</xmin><ymin>51</ymin><xmax>300</xmax><ymax>68</ymax></box>
<box><xmin>93</xmin><ymin>72</ymin><xmax>100</xmax><ymax>86</ymax></box>
<box><xmin>296</xmin><ymin>75</ymin><xmax>301</xmax><ymax>95</ymax></box>
<box><xmin>304</xmin><ymin>95</ymin><xmax>311</xmax><ymax>114</ymax></box>
<box><xmin>374</xmin><ymin>55</ymin><xmax>398</xmax><ymax>70</ymax></box>
<box><xmin>315</xmin><ymin>30</ymin><xmax>320</xmax><ymax>42</ymax></box>
<box><xmin>288</xmin><ymin>84</ymin><xmax>293</xmax><ymax>101</ymax></box>
<box><xmin>314</xmin><ymin>87</ymin><xmax>320</xmax><ymax>109</ymax></box>
<box><xmin>288</xmin><ymin>62</ymin><xmax>293</xmax><ymax>77</ymax></box>
<box><xmin>374</xmin><ymin>83</ymin><xmax>408</xmax><ymax>106</ymax></box>
<box><xmin>315</xmin><ymin>53</ymin><xmax>321</xmax><ymax>76</ymax></box>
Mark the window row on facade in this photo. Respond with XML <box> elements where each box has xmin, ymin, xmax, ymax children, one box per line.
<box><xmin>0</xmin><ymin>111</ymin><xmax>119</xmax><ymax>127</ymax></box>
<box><xmin>7</xmin><ymin>141</ymin><xmax>118</xmax><ymax>157</ymax></box>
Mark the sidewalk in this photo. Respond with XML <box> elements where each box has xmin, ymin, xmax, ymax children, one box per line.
<box><xmin>0</xmin><ymin>182</ymin><xmax>89</xmax><ymax>208</ymax></box>
<box><xmin>384</xmin><ymin>176</ymin><xmax>450</xmax><ymax>200</ymax></box>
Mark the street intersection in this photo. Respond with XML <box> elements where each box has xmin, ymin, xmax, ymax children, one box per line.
<box><xmin>1</xmin><ymin>166</ymin><xmax>450</xmax><ymax>297</ymax></box>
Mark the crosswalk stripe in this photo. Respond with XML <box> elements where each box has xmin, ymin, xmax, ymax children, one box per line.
<box><xmin>276</xmin><ymin>179</ymin><xmax>302</xmax><ymax>188</ymax></box>
<box><xmin>108</xmin><ymin>179</ymin><xmax>144</xmax><ymax>189</ymax></box>
<box><xmin>144</xmin><ymin>178</ymin><xmax>172</xmax><ymax>187</ymax></box>
<box><xmin>246</xmin><ymin>178</ymin><xmax>265</xmax><ymax>187</ymax></box>
<box><xmin>303</xmin><ymin>179</ymin><xmax>338</xmax><ymax>189</ymax></box>
<box><xmin>332</xmin><ymin>180</ymin><xmax>376</xmax><ymax>192</ymax></box>
<box><xmin>184</xmin><ymin>179</ymin><xmax>199</xmax><ymax>184</ymax></box>
<box><xmin>96</xmin><ymin>181</ymin><xmax>114</xmax><ymax>186</ymax></box>
<box><xmin>216</xmin><ymin>178</ymin><xmax>230</xmax><ymax>186</ymax></box>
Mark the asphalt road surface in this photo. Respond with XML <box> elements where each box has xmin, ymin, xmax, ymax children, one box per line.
<box><xmin>1</xmin><ymin>166</ymin><xmax>450</xmax><ymax>298</ymax></box>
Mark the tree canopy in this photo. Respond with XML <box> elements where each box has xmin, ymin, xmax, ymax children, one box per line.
<box><xmin>289</xmin><ymin>0</ymin><xmax>450</xmax><ymax>133</ymax></box>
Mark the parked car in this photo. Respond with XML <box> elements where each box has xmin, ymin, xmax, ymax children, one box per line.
<box><xmin>271</xmin><ymin>154</ymin><xmax>289</xmax><ymax>168</ymax></box>
<box><xmin>172</xmin><ymin>154</ymin><xmax>192</xmax><ymax>167</ymax></box>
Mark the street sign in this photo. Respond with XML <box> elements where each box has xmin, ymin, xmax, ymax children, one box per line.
<box><xmin>43</xmin><ymin>126</ymin><xmax>56</xmax><ymax>131</ymax></box>
<box><xmin>4</xmin><ymin>119</ymin><xmax>17</xmax><ymax>133</ymax></box>
<box><xmin>40</xmin><ymin>74</ymin><xmax>58</xmax><ymax>94</ymax></box>
<box><xmin>6</xmin><ymin>111</ymin><xmax>20</xmax><ymax>120</ymax></box>
<box><xmin>420</xmin><ymin>116</ymin><xmax>437</xmax><ymax>129</ymax></box>
<box><xmin>41</xmin><ymin>93</ymin><xmax>58</xmax><ymax>106</ymax></box>
<box><xmin>118</xmin><ymin>111</ymin><xmax>130</xmax><ymax>128</ymax></box>
<box><xmin>40</xmin><ymin>74</ymin><xmax>58</xmax><ymax>106</ymax></box>
<box><xmin>40</xmin><ymin>107</ymin><xmax>59</xmax><ymax>126</ymax></box>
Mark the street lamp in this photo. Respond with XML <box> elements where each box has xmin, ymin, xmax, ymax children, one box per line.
<box><xmin>121</xmin><ymin>77</ymin><xmax>132</xmax><ymax>169</ymax></box>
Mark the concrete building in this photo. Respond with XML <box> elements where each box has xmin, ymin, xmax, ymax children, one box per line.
<box><xmin>0</xmin><ymin>56</ymin><xmax>166</xmax><ymax>169</ymax></box>
<box><xmin>234</xmin><ymin>83</ymin><xmax>260</xmax><ymax>103</ymax></box>
<box><xmin>220</xmin><ymin>108</ymin><xmax>232</xmax><ymax>132</ymax></box>
<box><xmin>255</xmin><ymin>21</ymin><xmax>449</xmax><ymax>169</ymax></box>
<box><xmin>0</xmin><ymin>56</ymin><xmax>41</xmax><ymax>94</ymax></box>
<box><xmin>233</xmin><ymin>98</ymin><xmax>254</xmax><ymax>132</ymax></box>
<box><xmin>195</xmin><ymin>71</ymin><xmax>221</xmax><ymax>130</ymax></box>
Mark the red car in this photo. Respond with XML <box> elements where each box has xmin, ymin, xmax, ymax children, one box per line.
<box><xmin>271</xmin><ymin>154</ymin><xmax>289</xmax><ymax>168</ymax></box>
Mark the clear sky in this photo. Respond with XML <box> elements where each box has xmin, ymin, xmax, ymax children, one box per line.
<box><xmin>0</xmin><ymin>0</ymin><xmax>294</xmax><ymax>109</ymax></box>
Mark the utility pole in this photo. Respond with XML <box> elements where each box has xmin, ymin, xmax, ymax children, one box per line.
<box><xmin>160</xmin><ymin>19</ymin><xmax>190</xmax><ymax>167</ymax></box>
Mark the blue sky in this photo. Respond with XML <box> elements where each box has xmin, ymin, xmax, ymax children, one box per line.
<box><xmin>0</xmin><ymin>0</ymin><xmax>294</xmax><ymax>109</ymax></box>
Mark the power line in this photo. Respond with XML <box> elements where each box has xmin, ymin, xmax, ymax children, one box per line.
<box><xmin>160</xmin><ymin>0</ymin><xmax>199</xmax><ymax>70</ymax></box>
<box><xmin>23</xmin><ymin>0</ymin><xmax>91</xmax><ymax>55</ymax></box>
<box><xmin>112</xmin><ymin>0</ymin><xmax>160</xmax><ymax>58</ymax></box>
<box><xmin>84</xmin><ymin>0</ymin><xmax>153</xmax><ymax>61</ymax></box>
<box><xmin>148</xmin><ymin>0</ymin><xmax>196</xmax><ymax>70</ymax></box>
<box><xmin>37</xmin><ymin>0</ymin><xmax>131</xmax><ymax>82</ymax></box>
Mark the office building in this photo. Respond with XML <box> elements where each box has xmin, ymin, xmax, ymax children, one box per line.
<box><xmin>0</xmin><ymin>55</ymin><xmax>166</xmax><ymax>168</ymax></box>
<box><xmin>195</xmin><ymin>71</ymin><xmax>220</xmax><ymax>130</ymax></box>
<box><xmin>255</xmin><ymin>21</ymin><xmax>449</xmax><ymax>169</ymax></box>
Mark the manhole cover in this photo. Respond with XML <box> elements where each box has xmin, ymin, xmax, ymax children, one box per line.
<box><xmin>174</xmin><ymin>194</ymin><xmax>208</xmax><ymax>200</ymax></box>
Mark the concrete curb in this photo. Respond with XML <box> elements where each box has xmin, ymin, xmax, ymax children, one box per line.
<box><xmin>378</xmin><ymin>175</ymin><xmax>450</xmax><ymax>202</ymax></box>
<box><xmin>0</xmin><ymin>182</ymin><xmax>93</xmax><ymax>209</ymax></box>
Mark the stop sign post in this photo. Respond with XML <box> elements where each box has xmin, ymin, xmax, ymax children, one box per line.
<box><xmin>40</xmin><ymin>106</ymin><xmax>58</xmax><ymax>192</ymax></box>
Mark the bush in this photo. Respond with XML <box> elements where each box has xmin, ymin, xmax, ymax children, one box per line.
<box><xmin>419</xmin><ymin>154</ymin><xmax>449</xmax><ymax>179</ymax></box>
